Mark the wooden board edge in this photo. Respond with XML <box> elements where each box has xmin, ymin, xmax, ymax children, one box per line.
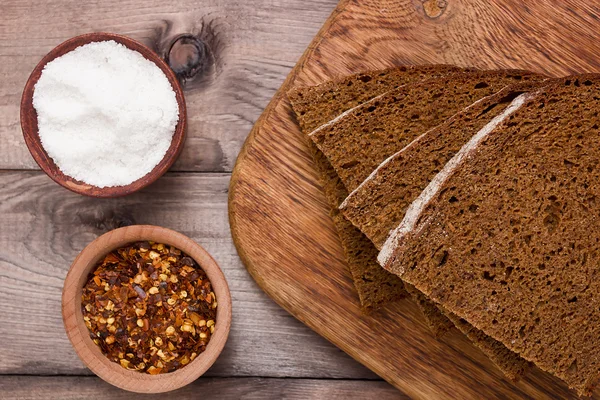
<box><xmin>228</xmin><ymin>0</ymin><xmax>349</xmax><ymax>289</ymax></box>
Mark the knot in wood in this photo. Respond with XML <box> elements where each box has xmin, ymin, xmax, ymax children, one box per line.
<box><xmin>167</xmin><ymin>35</ymin><xmax>209</xmax><ymax>81</ymax></box>
<box><xmin>78</xmin><ymin>208</ymin><xmax>135</xmax><ymax>231</ymax></box>
<box><xmin>421</xmin><ymin>0</ymin><xmax>448</xmax><ymax>19</ymax></box>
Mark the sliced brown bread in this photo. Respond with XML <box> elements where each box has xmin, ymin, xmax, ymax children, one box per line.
<box><xmin>291</xmin><ymin>67</ymin><xmax>537</xmax><ymax>381</ymax></box>
<box><xmin>404</xmin><ymin>283</ymin><xmax>454</xmax><ymax>337</ymax></box>
<box><xmin>289</xmin><ymin>65</ymin><xmax>469</xmax><ymax>313</ymax></box>
<box><xmin>379</xmin><ymin>75</ymin><xmax>600</xmax><ymax>395</ymax></box>
<box><xmin>309</xmin><ymin>70</ymin><xmax>547</xmax><ymax>191</ymax></box>
<box><xmin>340</xmin><ymin>82</ymin><xmax>547</xmax><ymax>249</ymax></box>
<box><xmin>294</xmin><ymin>68</ymin><xmax>547</xmax><ymax>381</ymax></box>
<box><xmin>309</xmin><ymin>142</ymin><xmax>408</xmax><ymax>311</ymax></box>
<box><xmin>288</xmin><ymin>64</ymin><xmax>466</xmax><ymax>133</ymax></box>
<box><xmin>442</xmin><ymin>308</ymin><xmax>531</xmax><ymax>382</ymax></box>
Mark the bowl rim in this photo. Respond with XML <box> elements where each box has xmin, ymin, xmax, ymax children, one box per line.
<box><xmin>62</xmin><ymin>225</ymin><xmax>231</xmax><ymax>393</ymax></box>
<box><xmin>20</xmin><ymin>32</ymin><xmax>187</xmax><ymax>198</ymax></box>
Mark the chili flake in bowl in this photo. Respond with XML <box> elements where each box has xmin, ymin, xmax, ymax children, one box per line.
<box><xmin>62</xmin><ymin>225</ymin><xmax>231</xmax><ymax>393</ymax></box>
<box><xmin>82</xmin><ymin>241</ymin><xmax>217</xmax><ymax>374</ymax></box>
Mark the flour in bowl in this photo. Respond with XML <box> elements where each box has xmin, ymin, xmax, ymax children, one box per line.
<box><xmin>32</xmin><ymin>40</ymin><xmax>179</xmax><ymax>188</ymax></box>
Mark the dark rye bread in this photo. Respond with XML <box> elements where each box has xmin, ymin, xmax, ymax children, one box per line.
<box><xmin>404</xmin><ymin>283</ymin><xmax>453</xmax><ymax>337</ymax></box>
<box><xmin>309</xmin><ymin>142</ymin><xmax>408</xmax><ymax>311</ymax></box>
<box><xmin>295</xmin><ymin>68</ymin><xmax>545</xmax><ymax>380</ymax></box>
<box><xmin>292</xmin><ymin>67</ymin><xmax>531</xmax><ymax>381</ymax></box>
<box><xmin>340</xmin><ymin>82</ymin><xmax>548</xmax><ymax>249</ymax></box>
<box><xmin>309</xmin><ymin>69</ymin><xmax>547</xmax><ymax>191</ymax></box>
<box><xmin>290</xmin><ymin>66</ymin><xmax>469</xmax><ymax>312</ymax></box>
<box><xmin>288</xmin><ymin>64</ymin><xmax>465</xmax><ymax>133</ymax></box>
<box><xmin>380</xmin><ymin>75</ymin><xmax>600</xmax><ymax>395</ymax></box>
<box><xmin>442</xmin><ymin>308</ymin><xmax>531</xmax><ymax>382</ymax></box>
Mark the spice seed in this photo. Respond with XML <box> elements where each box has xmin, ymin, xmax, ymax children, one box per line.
<box><xmin>136</xmin><ymin>319</ymin><xmax>144</xmax><ymax>328</ymax></box>
<box><xmin>189</xmin><ymin>313</ymin><xmax>201</xmax><ymax>325</ymax></box>
<box><xmin>147</xmin><ymin>366</ymin><xmax>161</xmax><ymax>375</ymax></box>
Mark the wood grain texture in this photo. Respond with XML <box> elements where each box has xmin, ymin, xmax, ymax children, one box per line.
<box><xmin>20</xmin><ymin>33</ymin><xmax>187</xmax><ymax>198</ymax></box>
<box><xmin>62</xmin><ymin>225</ymin><xmax>231</xmax><ymax>393</ymax></box>
<box><xmin>0</xmin><ymin>0</ymin><xmax>338</xmax><ymax>172</ymax></box>
<box><xmin>228</xmin><ymin>0</ymin><xmax>600</xmax><ymax>398</ymax></box>
<box><xmin>0</xmin><ymin>376</ymin><xmax>406</xmax><ymax>400</ymax></box>
<box><xmin>0</xmin><ymin>171</ymin><xmax>374</xmax><ymax>380</ymax></box>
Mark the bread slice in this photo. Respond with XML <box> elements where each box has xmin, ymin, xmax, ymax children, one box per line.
<box><xmin>297</xmin><ymin>68</ymin><xmax>546</xmax><ymax>381</ymax></box>
<box><xmin>309</xmin><ymin>70</ymin><xmax>546</xmax><ymax>191</ymax></box>
<box><xmin>288</xmin><ymin>64</ymin><xmax>465</xmax><ymax>132</ymax></box>
<box><xmin>404</xmin><ymin>283</ymin><xmax>454</xmax><ymax>337</ymax></box>
<box><xmin>289</xmin><ymin>65</ymin><xmax>467</xmax><ymax>313</ymax></box>
<box><xmin>442</xmin><ymin>307</ymin><xmax>531</xmax><ymax>382</ymax></box>
<box><xmin>379</xmin><ymin>75</ymin><xmax>600</xmax><ymax>395</ymax></box>
<box><xmin>340</xmin><ymin>82</ymin><xmax>547</xmax><ymax>249</ymax></box>
<box><xmin>310</xmin><ymin>143</ymin><xmax>408</xmax><ymax>311</ymax></box>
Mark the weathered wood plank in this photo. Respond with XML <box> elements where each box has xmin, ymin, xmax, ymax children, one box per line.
<box><xmin>0</xmin><ymin>0</ymin><xmax>338</xmax><ymax>171</ymax></box>
<box><xmin>0</xmin><ymin>170</ymin><xmax>375</xmax><ymax>379</ymax></box>
<box><xmin>0</xmin><ymin>376</ymin><xmax>406</xmax><ymax>399</ymax></box>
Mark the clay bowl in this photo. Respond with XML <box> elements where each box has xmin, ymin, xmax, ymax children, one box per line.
<box><xmin>20</xmin><ymin>33</ymin><xmax>187</xmax><ymax>198</ymax></box>
<box><xmin>62</xmin><ymin>225</ymin><xmax>231</xmax><ymax>393</ymax></box>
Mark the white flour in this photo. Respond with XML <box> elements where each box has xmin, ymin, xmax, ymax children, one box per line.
<box><xmin>33</xmin><ymin>40</ymin><xmax>179</xmax><ymax>188</ymax></box>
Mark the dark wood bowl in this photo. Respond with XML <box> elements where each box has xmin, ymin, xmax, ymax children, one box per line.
<box><xmin>20</xmin><ymin>33</ymin><xmax>187</xmax><ymax>198</ymax></box>
<box><xmin>62</xmin><ymin>225</ymin><xmax>232</xmax><ymax>393</ymax></box>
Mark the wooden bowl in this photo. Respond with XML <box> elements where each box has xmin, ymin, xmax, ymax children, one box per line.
<box><xmin>62</xmin><ymin>225</ymin><xmax>231</xmax><ymax>393</ymax></box>
<box><xmin>20</xmin><ymin>33</ymin><xmax>187</xmax><ymax>198</ymax></box>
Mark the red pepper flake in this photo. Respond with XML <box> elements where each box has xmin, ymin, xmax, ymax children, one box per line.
<box><xmin>81</xmin><ymin>241</ymin><xmax>217</xmax><ymax>374</ymax></box>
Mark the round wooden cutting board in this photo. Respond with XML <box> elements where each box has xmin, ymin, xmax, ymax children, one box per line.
<box><xmin>229</xmin><ymin>1</ymin><xmax>600</xmax><ymax>398</ymax></box>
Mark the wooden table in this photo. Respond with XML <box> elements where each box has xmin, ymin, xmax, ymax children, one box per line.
<box><xmin>0</xmin><ymin>0</ymin><xmax>407</xmax><ymax>398</ymax></box>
